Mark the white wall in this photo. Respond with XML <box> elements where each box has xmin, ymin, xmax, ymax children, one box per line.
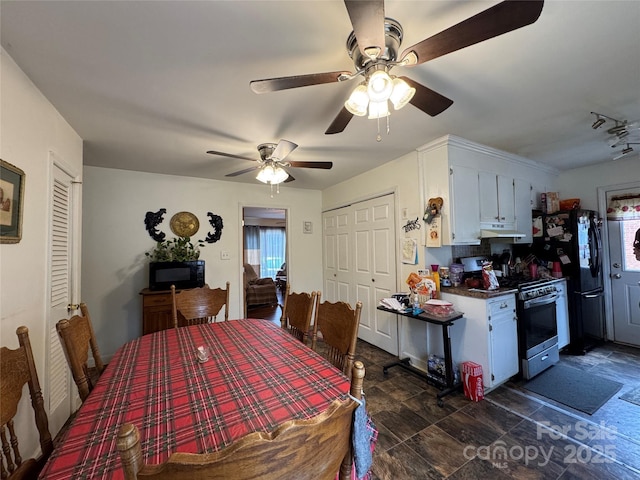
<box><xmin>555</xmin><ymin>156</ymin><xmax>640</xmax><ymax>211</ymax></box>
<box><xmin>82</xmin><ymin>166</ymin><xmax>323</xmax><ymax>358</ymax></box>
<box><xmin>0</xmin><ymin>48</ymin><xmax>83</xmax><ymax>455</ymax></box>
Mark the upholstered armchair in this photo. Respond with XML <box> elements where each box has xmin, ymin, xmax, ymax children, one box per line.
<box><xmin>244</xmin><ymin>263</ymin><xmax>278</xmax><ymax>308</ymax></box>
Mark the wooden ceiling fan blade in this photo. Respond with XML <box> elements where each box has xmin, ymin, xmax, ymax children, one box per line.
<box><xmin>225</xmin><ymin>166</ymin><xmax>259</xmax><ymax>177</ymax></box>
<box><xmin>325</xmin><ymin>107</ymin><xmax>354</xmax><ymax>135</ymax></box>
<box><xmin>344</xmin><ymin>0</ymin><xmax>385</xmax><ymax>58</ymax></box>
<box><xmin>272</xmin><ymin>139</ymin><xmax>298</xmax><ymax>161</ymax></box>
<box><xmin>288</xmin><ymin>161</ymin><xmax>333</xmax><ymax>169</ymax></box>
<box><xmin>400</xmin><ymin>0</ymin><xmax>544</xmax><ymax>66</ymax></box>
<box><xmin>207</xmin><ymin>150</ymin><xmax>257</xmax><ymax>162</ymax></box>
<box><xmin>250</xmin><ymin>71</ymin><xmax>352</xmax><ymax>94</ymax></box>
<box><xmin>400</xmin><ymin>77</ymin><xmax>453</xmax><ymax>117</ymax></box>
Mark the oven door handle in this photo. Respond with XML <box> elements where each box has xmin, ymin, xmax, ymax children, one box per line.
<box><xmin>523</xmin><ymin>293</ymin><xmax>559</xmax><ymax>309</ymax></box>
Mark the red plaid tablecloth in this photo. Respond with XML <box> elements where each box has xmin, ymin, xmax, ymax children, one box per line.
<box><xmin>39</xmin><ymin>319</ymin><xmax>351</xmax><ymax>480</ymax></box>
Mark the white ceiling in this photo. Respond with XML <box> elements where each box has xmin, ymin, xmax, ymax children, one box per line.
<box><xmin>2</xmin><ymin>1</ymin><xmax>639</xmax><ymax>190</ymax></box>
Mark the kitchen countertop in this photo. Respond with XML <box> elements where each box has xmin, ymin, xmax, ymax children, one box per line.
<box><xmin>440</xmin><ymin>285</ymin><xmax>517</xmax><ymax>299</ymax></box>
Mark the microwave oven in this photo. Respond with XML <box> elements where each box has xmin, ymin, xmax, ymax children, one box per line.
<box><xmin>148</xmin><ymin>260</ymin><xmax>205</xmax><ymax>291</ymax></box>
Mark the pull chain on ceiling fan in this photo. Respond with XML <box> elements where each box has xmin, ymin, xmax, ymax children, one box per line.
<box><xmin>250</xmin><ymin>0</ymin><xmax>544</xmax><ymax>138</ymax></box>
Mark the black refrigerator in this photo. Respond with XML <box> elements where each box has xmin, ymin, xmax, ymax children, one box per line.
<box><xmin>531</xmin><ymin>209</ymin><xmax>605</xmax><ymax>354</ymax></box>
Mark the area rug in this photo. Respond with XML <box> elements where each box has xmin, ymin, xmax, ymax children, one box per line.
<box><xmin>619</xmin><ymin>387</ymin><xmax>640</xmax><ymax>407</ymax></box>
<box><xmin>523</xmin><ymin>364</ymin><xmax>623</xmax><ymax>415</ymax></box>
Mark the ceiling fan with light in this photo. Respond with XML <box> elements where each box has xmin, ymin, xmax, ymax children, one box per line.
<box><xmin>250</xmin><ymin>0</ymin><xmax>544</xmax><ymax>138</ymax></box>
<box><xmin>206</xmin><ymin>139</ymin><xmax>332</xmax><ymax>187</ymax></box>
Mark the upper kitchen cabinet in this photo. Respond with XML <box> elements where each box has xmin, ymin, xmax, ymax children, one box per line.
<box><xmin>479</xmin><ymin>172</ymin><xmax>516</xmax><ymax>225</ymax></box>
<box><xmin>419</xmin><ymin>138</ymin><xmax>481</xmax><ymax>245</ymax></box>
<box><xmin>418</xmin><ymin>135</ymin><xmax>558</xmax><ymax>246</ymax></box>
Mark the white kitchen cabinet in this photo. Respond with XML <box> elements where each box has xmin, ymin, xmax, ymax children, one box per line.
<box><xmin>419</xmin><ymin>140</ymin><xmax>481</xmax><ymax>245</ymax></box>
<box><xmin>513</xmin><ymin>178</ymin><xmax>533</xmax><ymax>244</ymax></box>
<box><xmin>479</xmin><ymin>172</ymin><xmax>515</xmax><ymax>225</ymax></box>
<box><xmin>418</xmin><ymin>135</ymin><xmax>557</xmax><ymax>246</ymax></box>
<box><xmin>449</xmin><ymin>165</ymin><xmax>481</xmax><ymax>244</ymax></box>
<box><xmin>554</xmin><ymin>278</ymin><xmax>570</xmax><ymax>349</ymax></box>
<box><xmin>442</xmin><ymin>292</ymin><xmax>519</xmax><ymax>390</ymax></box>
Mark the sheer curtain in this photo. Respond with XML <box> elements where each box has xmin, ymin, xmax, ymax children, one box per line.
<box><xmin>259</xmin><ymin>227</ymin><xmax>286</xmax><ymax>279</ymax></box>
<box><xmin>244</xmin><ymin>226</ymin><xmax>260</xmax><ymax>274</ymax></box>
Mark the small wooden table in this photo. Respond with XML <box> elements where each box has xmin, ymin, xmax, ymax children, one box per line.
<box><xmin>378</xmin><ymin>306</ymin><xmax>464</xmax><ymax>407</ymax></box>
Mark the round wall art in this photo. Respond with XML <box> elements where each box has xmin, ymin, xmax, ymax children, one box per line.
<box><xmin>170</xmin><ymin>211</ymin><xmax>199</xmax><ymax>238</ymax></box>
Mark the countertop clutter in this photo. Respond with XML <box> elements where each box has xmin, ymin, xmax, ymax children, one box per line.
<box><xmin>441</xmin><ymin>285</ymin><xmax>517</xmax><ymax>299</ymax></box>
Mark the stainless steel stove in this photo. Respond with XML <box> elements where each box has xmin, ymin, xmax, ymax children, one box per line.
<box><xmin>501</xmin><ymin>276</ymin><xmax>560</xmax><ymax>379</ymax></box>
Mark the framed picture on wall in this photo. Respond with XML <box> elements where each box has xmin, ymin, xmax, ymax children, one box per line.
<box><xmin>0</xmin><ymin>159</ymin><xmax>25</xmax><ymax>244</ymax></box>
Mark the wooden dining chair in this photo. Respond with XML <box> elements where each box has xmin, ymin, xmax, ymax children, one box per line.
<box><xmin>1</xmin><ymin>326</ymin><xmax>54</xmax><ymax>479</ymax></box>
<box><xmin>171</xmin><ymin>282</ymin><xmax>230</xmax><ymax>328</ymax></box>
<box><xmin>117</xmin><ymin>361</ymin><xmax>366</xmax><ymax>480</ymax></box>
<box><xmin>56</xmin><ymin>303</ymin><xmax>106</xmax><ymax>402</ymax></box>
<box><xmin>279</xmin><ymin>284</ymin><xmax>318</xmax><ymax>344</ymax></box>
<box><xmin>312</xmin><ymin>299</ymin><xmax>362</xmax><ymax>380</ymax></box>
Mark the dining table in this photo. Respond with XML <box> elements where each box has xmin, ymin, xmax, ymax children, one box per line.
<box><xmin>38</xmin><ymin>319</ymin><xmax>356</xmax><ymax>480</ymax></box>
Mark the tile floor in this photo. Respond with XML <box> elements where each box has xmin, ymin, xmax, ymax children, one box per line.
<box><xmin>249</xmin><ymin>299</ymin><xmax>640</xmax><ymax>479</ymax></box>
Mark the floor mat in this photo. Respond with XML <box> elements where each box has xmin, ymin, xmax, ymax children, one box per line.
<box><xmin>619</xmin><ymin>386</ymin><xmax>640</xmax><ymax>407</ymax></box>
<box><xmin>523</xmin><ymin>364</ymin><xmax>623</xmax><ymax>415</ymax></box>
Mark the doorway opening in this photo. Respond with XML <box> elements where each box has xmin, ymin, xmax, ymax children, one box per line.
<box><xmin>242</xmin><ymin>207</ymin><xmax>287</xmax><ymax>318</ymax></box>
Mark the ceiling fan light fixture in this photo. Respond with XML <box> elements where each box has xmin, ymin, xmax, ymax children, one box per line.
<box><xmin>367</xmin><ymin>100</ymin><xmax>389</xmax><ymax>119</ymax></box>
<box><xmin>271</xmin><ymin>166</ymin><xmax>289</xmax><ymax>184</ymax></box>
<box><xmin>389</xmin><ymin>77</ymin><xmax>415</xmax><ymax>110</ymax></box>
<box><xmin>257</xmin><ymin>164</ymin><xmax>288</xmax><ymax>185</ymax></box>
<box><xmin>367</xmin><ymin>70</ymin><xmax>393</xmax><ymax>103</ymax></box>
<box><xmin>256</xmin><ymin>165</ymin><xmax>274</xmax><ymax>184</ymax></box>
<box><xmin>345</xmin><ymin>84</ymin><xmax>369</xmax><ymax>116</ymax></box>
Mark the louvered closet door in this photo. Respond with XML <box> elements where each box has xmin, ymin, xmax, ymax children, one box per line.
<box><xmin>47</xmin><ymin>161</ymin><xmax>77</xmax><ymax>435</ymax></box>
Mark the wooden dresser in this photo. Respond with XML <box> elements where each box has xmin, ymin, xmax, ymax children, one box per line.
<box><xmin>139</xmin><ymin>288</ymin><xmax>175</xmax><ymax>335</ymax></box>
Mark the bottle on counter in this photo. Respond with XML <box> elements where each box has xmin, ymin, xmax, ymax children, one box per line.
<box><xmin>431</xmin><ymin>268</ymin><xmax>440</xmax><ymax>298</ymax></box>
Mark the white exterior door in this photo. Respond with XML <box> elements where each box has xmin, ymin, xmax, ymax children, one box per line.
<box><xmin>47</xmin><ymin>159</ymin><xmax>81</xmax><ymax>434</ymax></box>
<box><xmin>608</xmin><ymin>219</ymin><xmax>640</xmax><ymax>346</ymax></box>
<box><xmin>323</xmin><ymin>194</ymin><xmax>398</xmax><ymax>355</ymax></box>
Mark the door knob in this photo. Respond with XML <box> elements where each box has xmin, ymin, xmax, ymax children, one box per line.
<box><xmin>612</xmin><ymin>273</ymin><xmax>621</xmax><ymax>279</ymax></box>
<box><xmin>67</xmin><ymin>303</ymin><xmax>80</xmax><ymax>312</ymax></box>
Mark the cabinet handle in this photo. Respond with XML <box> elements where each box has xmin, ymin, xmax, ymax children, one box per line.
<box><xmin>613</xmin><ymin>263</ymin><xmax>621</xmax><ymax>268</ymax></box>
<box><xmin>500</xmin><ymin>302</ymin><xmax>508</xmax><ymax>309</ymax></box>
<box><xmin>541</xmin><ymin>354</ymin><xmax>549</xmax><ymax>361</ymax></box>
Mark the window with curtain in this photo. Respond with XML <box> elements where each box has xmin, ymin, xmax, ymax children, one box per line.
<box><xmin>259</xmin><ymin>227</ymin><xmax>286</xmax><ymax>279</ymax></box>
<box><xmin>607</xmin><ymin>193</ymin><xmax>640</xmax><ymax>220</ymax></box>
<box><xmin>244</xmin><ymin>225</ymin><xmax>261</xmax><ymax>272</ymax></box>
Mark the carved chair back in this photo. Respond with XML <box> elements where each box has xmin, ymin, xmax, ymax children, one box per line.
<box><xmin>171</xmin><ymin>283</ymin><xmax>230</xmax><ymax>328</ymax></box>
<box><xmin>280</xmin><ymin>285</ymin><xmax>317</xmax><ymax>344</ymax></box>
<box><xmin>312</xmin><ymin>300</ymin><xmax>362</xmax><ymax>380</ymax></box>
<box><xmin>56</xmin><ymin>303</ymin><xmax>106</xmax><ymax>402</ymax></box>
<box><xmin>1</xmin><ymin>326</ymin><xmax>53</xmax><ymax>479</ymax></box>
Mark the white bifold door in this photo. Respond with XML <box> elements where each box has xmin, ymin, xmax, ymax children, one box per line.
<box><xmin>322</xmin><ymin>194</ymin><xmax>398</xmax><ymax>355</ymax></box>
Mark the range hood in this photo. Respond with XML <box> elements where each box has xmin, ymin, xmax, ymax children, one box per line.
<box><xmin>480</xmin><ymin>228</ymin><xmax>526</xmax><ymax>239</ymax></box>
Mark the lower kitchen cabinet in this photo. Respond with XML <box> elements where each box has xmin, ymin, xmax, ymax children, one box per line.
<box><xmin>442</xmin><ymin>292</ymin><xmax>519</xmax><ymax>390</ymax></box>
